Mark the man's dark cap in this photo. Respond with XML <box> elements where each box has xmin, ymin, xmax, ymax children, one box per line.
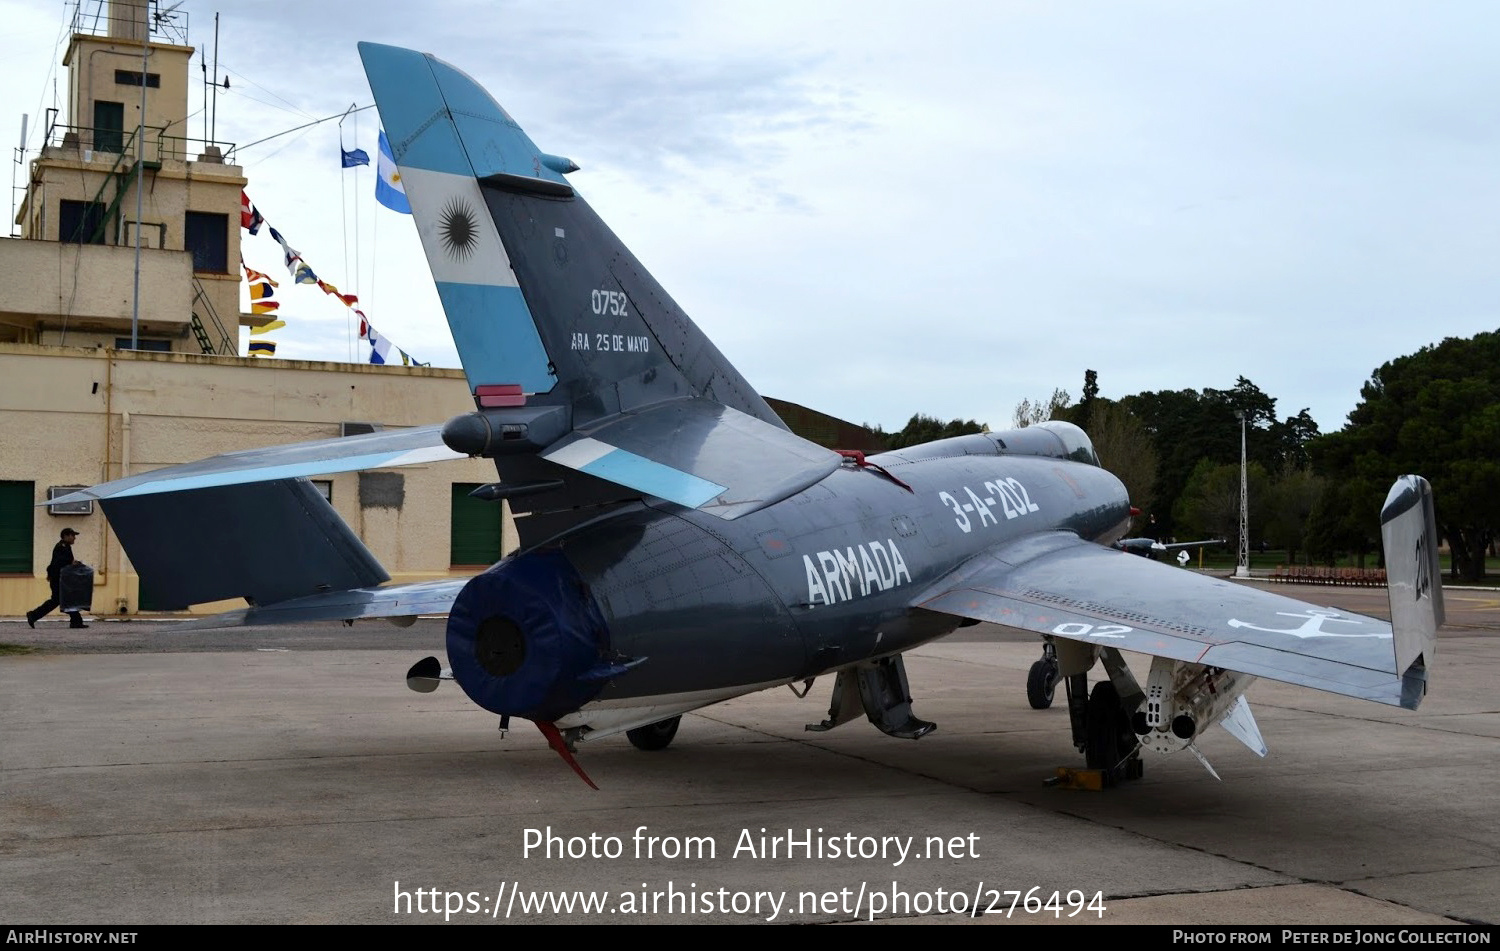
<box><xmin>60</xmin><ymin>528</ymin><xmax>79</xmax><ymax>538</ymax></box>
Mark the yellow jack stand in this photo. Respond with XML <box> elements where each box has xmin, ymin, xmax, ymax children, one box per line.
<box><xmin>1047</xmin><ymin>767</ymin><xmax>1107</xmax><ymax>790</ymax></box>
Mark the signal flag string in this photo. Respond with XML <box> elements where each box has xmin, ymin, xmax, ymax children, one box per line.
<box><xmin>239</xmin><ymin>190</ymin><xmax>425</xmax><ymax>366</ymax></box>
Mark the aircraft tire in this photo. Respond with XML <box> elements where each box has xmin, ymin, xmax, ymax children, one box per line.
<box><xmin>1026</xmin><ymin>658</ymin><xmax>1058</xmax><ymax>710</ymax></box>
<box><xmin>1084</xmin><ymin>681</ymin><xmax>1125</xmax><ymax>769</ymax></box>
<box><xmin>626</xmin><ymin>715</ymin><xmax>681</xmax><ymax>751</ymax></box>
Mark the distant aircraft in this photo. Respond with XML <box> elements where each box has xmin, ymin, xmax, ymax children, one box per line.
<box><xmin>54</xmin><ymin>43</ymin><xmax>1446</xmax><ymax>787</ymax></box>
<box><xmin>1112</xmin><ymin>536</ymin><xmax>1225</xmax><ymax>560</ymax></box>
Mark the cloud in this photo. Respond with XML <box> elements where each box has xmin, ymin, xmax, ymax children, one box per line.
<box><xmin>5</xmin><ymin>0</ymin><xmax>1498</xmax><ymax>433</ymax></box>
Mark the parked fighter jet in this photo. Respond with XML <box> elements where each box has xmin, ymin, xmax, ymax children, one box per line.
<box><xmin>55</xmin><ymin>43</ymin><xmax>1445</xmax><ymax>787</ymax></box>
<box><xmin>1112</xmin><ymin>537</ymin><xmax>1224</xmax><ymax>560</ymax></box>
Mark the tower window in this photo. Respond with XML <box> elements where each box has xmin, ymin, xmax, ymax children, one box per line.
<box><xmin>184</xmin><ymin>211</ymin><xmax>228</xmax><ymax>272</ymax></box>
<box><xmin>114</xmin><ymin>70</ymin><xmax>161</xmax><ymax>88</ymax></box>
<box><xmin>59</xmin><ymin>200</ymin><xmax>106</xmax><ymax>244</ymax></box>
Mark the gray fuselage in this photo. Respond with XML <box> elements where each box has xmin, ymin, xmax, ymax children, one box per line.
<box><xmin>559</xmin><ymin>437</ymin><xmax>1131</xmax><ymax>703</ymax></box>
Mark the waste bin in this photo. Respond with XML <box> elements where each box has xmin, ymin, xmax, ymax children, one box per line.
<box><xmin>59</xmin><ymin>562</ymin><xmax>94</xmax><ymax>614</ymax></box>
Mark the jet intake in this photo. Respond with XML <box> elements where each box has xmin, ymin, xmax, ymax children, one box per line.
<box><xmin>446</xmin><ymin>549</ymin><xmax>613</xmax><ymax>722</ymax></box>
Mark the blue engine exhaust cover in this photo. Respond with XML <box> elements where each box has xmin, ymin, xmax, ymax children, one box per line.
<box><xmin>446</xmin><ymin>549</ymin><xmax>611</xmax><ymax>722</ymax></box>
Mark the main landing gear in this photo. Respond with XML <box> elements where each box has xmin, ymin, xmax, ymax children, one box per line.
<box><xmin>1033</xmin><ymin>640</ymin><xmax>1144</xmax><ymax>788</ymax></box>
<box><xmin>1082</xmin><ymin>680</ymin><xmax>1140</xmax><ymax>775</ymax></box>
<box><xmin>626</xmin><ymin>715</ymin><xmax>681</xmax><ymax>751</ymax></box>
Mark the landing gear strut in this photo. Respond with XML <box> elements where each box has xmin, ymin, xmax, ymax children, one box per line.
<box><xmin>626</xmin><ymin>715</ymin><xmax>681</xmax><ymax>751</ymax></box>
<box><xmin>1026</xmin><ymin>638</ymin><xmax>1060</xmax><ymax>709</ymax></box>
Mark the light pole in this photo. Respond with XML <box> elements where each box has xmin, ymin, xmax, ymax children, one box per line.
<box><xmin>1235</xmin><ymin>410</ymin><xmax>1250</xmax><ymax>578</ymax></box>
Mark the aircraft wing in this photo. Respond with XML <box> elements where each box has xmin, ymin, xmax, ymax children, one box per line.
<box><xmin>47</xmin><ymin>424</ymin><xmax>463</xmax><ymax>505</ymax></box>
<box><xmin>914</xmin><ymin>531</ymin><xmax>1425</xmax><ymax>709</ymax></box>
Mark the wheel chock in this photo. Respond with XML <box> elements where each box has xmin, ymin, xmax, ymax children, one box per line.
<box><xmin>1046</xmin><ymin>767</ymin><xmax>1107</xmax><ymax>790</ymax></box>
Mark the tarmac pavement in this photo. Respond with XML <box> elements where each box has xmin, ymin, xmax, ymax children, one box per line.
<box><xmin>1</xmin><ymin>583</ymin><xmax>1495</xmax><ymax>925</ymax></box>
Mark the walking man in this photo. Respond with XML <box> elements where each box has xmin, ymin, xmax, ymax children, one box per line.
<box><xmin>26</xmin><ymin>528</ymin><xmax>87</xmax><ymax>629</ymax></box>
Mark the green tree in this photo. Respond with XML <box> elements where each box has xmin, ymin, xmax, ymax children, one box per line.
<box><xmin>1076</xmin><ymin>369</ymin><xmax>1100</xmax><ymax>429</ymax></box>
<box><xmin>1173</xmin><ymin>459</ymin><xmax>1270</xmax><ymax>553</ymax></box>
<box><xmin>1086</xmin><ymin>400</ymin><xmax>1157</xmax><ymax>521</ymax></box>
<box><xmin>1011</xmin><ymin>388</ymin><xmax>1072</xmax><ymax>429</ymax></box>
<box><xmin>1303</xmin><ymin>475</ymin><xmax>1382</xmax><ymax>568</ymax></box>
<box><xmin>1310</xmin><ymin>331</ymin><xmax>1500</xmax><ymax>580</ymax></box>
<box><xmin>1120</xmin><ymin>378</ymin><xmax>1320</xmax><ymax>538</ymax></box>
<box><xmin>1270</xmin><ymin>409</ymin><xmax>1321</xmax><ymax>470</ymax></box>
<box><xmin>886</xmin><ymin>413</ymin><xmax>987</xmax><ymax>449</ymax></box>
<box><xmin>1264</xmin><ymin>467</ymin><xmax>1324</xmax><ymax>565</ymax></box>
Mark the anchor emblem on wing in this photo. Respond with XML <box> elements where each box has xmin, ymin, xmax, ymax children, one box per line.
<box><xmin>1226</xmin><ymin>609</ymin><xmax>1390</xmax><ymax>639</ymax></box>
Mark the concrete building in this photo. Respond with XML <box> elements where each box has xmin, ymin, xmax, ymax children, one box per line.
<box><xmin>4</xmin><ymin>0</ymin><xmax>242</xmax><ymax>354</ymax></box>
<box><xmin>0</xmin><ymin>2</ymin><xmax>512</xmax><ymax>619</ymax></box>
<box><xmin>0</xmin><ymin>3</ymin><xmax>886</xmax><ymax>621</ymax></box>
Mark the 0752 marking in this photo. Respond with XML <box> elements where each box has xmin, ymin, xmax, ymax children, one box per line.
<box><xmin>591</xmin><ymin>289</ymin><xmax>630</xmax><ymax>317</ymax></box>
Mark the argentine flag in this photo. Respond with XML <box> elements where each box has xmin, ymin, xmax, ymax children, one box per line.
<box><xmin>375</xmin><ymin>130</ymin><xmax>412</xmax><ymax>214</ymax></box>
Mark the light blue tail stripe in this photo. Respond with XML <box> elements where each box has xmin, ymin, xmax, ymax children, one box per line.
<box><xmin>580</xmin><ymin>450</ymin><xmax>727</xmax><ymax>508</ymax></box>
<box><xmin>437</xmin><ymin>282</ymin><xmax>556</xmax><ymax>392</ymax></box>
<box><xmin>359</xmin><ymin>43</ymin><xmax>472</xmax><ymax>177</ymax></box>
<box><xmin>427</xmin><ymin>57</ymin><xmax>570</xmax><ymax>184</ymax></box>
<box><xmin>359</xmin><ymin>42</ymin><xmax>569</xmax><ymax>186</ymax></box>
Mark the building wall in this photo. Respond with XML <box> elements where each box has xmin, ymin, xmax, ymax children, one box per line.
<box><xmin>64</xmin><ymin>33</ymin><xmax>193</xmax><ymax>142</ymax></box>
<box><xmin>14</xmin><ymin>148</ymin><xmax>246</xmax><ymax>343</ymax></box>
<box><xmin>0</xmin><ymin>343</ymin><xmax>513</xmax><ymax>617</ymax></box>
<box><xmin>0</xmin><ymin>239</ymin><xmax>193</xmax><ymax>338</ymax></box>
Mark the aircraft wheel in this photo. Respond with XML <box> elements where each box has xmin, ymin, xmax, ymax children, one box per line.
<box><xmin>626</xmin><ymin>715</ymin><xmax>681</xmax><ymax>751</ymax></box>
<box><xmin>1026</xmin><ymin>657</ymin><xmax>1059</xmax><ymax>709</ymax></box>
<box><xmin>1084</xmin><ymin>681</ymin><xmax>1130</xmax><ymax>769</ymax></box>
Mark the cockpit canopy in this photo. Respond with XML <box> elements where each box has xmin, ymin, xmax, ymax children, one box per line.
<box><xmin>991</xmin><ymin>420</ymin><xmax>1100</xmax><ymax>467</ymax></box>
<box><xmin>1034</xmin><ymin>420</ymin><xmax>1100</xmax><ymax>466</ymax></box>
<box><xmin>872</xmin><ymin>419</ymin><xmax>1101</xmax><ymax>467</ymax></box>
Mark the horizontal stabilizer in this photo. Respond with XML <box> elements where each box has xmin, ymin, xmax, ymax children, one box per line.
<box><xmin>542</xmin><ymin>399</ymin><xmax>841</xmax><ymax>518</ymax></box>
<box><xmin>104</xmin><ymin>479</ymin><xmax>390</xmax><ymax>609</ymax></box>
<box><xmin>172</xmin><ymin>578</ymin><xmax>467</xmax><ymax>630</ymax></box>
<box><xmin>50</xmin><ymin>425</ymin><xmax>462</xmax><ymax>505</ymax></box>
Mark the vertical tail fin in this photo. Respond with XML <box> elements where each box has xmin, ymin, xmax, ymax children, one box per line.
<box><xmin>357</xmin><ymin>43</ymin><xmax>783</xmax><ymax>431</ymax></box>
<box><xmin>1381</xmin><ymin>475</ymin><xmax>1445</xmax><ymax>704</ymax></box>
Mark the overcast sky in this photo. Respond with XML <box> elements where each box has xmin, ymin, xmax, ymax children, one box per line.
<box><xmin>5</xmin><ymin>1</ymin><xmax>1498</xmax><ymax>436</ymax></box>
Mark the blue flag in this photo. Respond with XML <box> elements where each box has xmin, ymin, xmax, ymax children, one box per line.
<box><xmin>375</xmin><ymin>131</ymin><xmax>412</xmax><ymax>214</ymax></box>
<box><xmin>341</xmin><ymin>147</ymin><xmax>370</xmax><ymax>168</ymax></box>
